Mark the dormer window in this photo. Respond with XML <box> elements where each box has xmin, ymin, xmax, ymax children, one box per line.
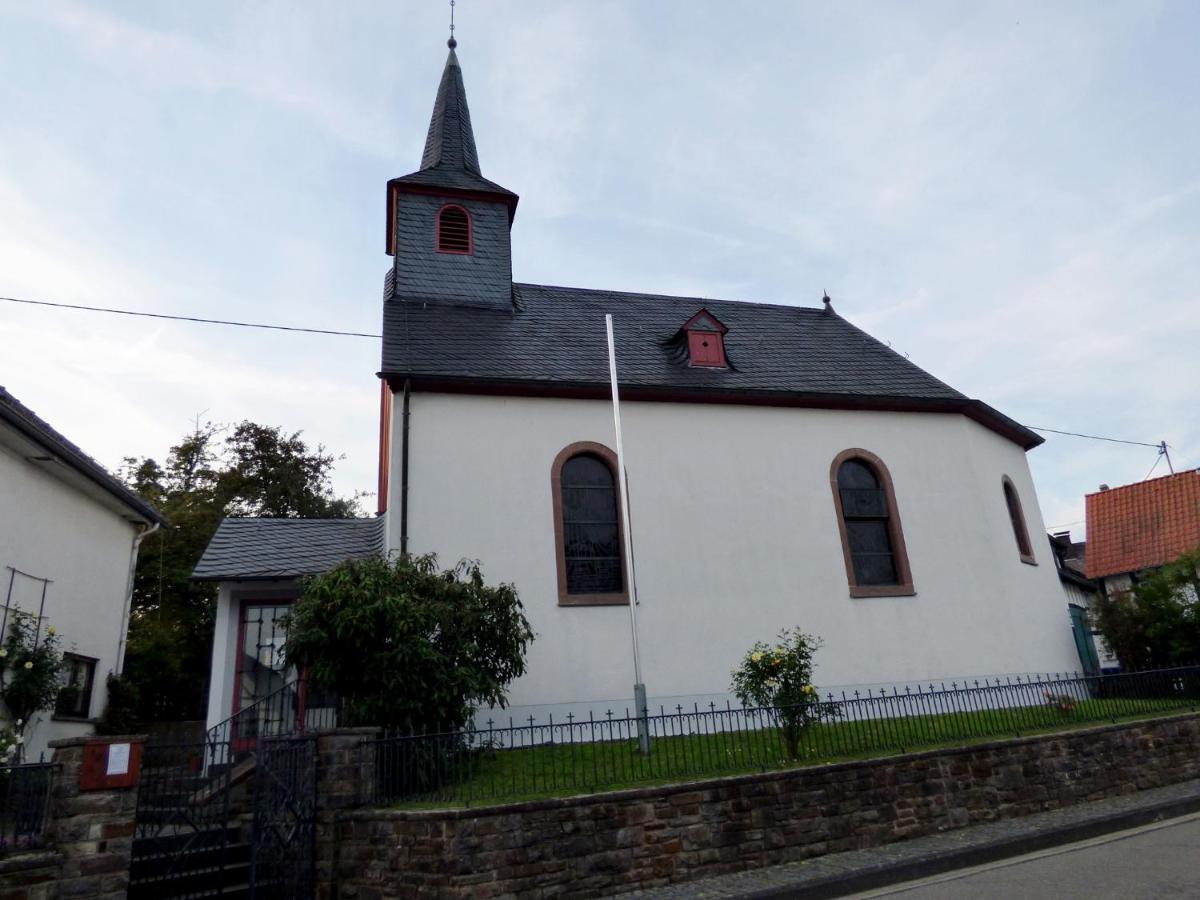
<box><xmin>436</xmin><ymin>204</ymin><xmax>472</xmax><ymax>254</ymax></box>
<box><xmin>682</xmin><ymin>309</ymin><xmax>728</xmax><ymax>368</ymax></box>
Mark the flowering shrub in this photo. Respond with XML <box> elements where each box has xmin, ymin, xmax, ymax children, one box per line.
<box><xmin>1044</xmin><ymin>691</ymin><xmax>1076</xmax><ymax>715</ymax></box>
<box><xmin>0</xmin><ymin>615</ymin><xmax>64</xmax><ymax>759</ymax></box>
<box><xmin>0</xmin><ymin>721</ymin><xmax>21</xmax><ymax>766</ymax></box>
<box><xmin>730</xmin><ymin>628</ymin><xmax>839</xmax><ymax>758</ymax></box>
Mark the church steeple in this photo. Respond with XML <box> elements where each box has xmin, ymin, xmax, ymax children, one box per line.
<box><xmin>420</xmin><ymin>47</ymin><xmax>480</xmax><ymax>175</ymax></box>
<box><xmin>385</xmin><ymin>42</ymin><xmax>518</xmax><ymax>310</ymax></box>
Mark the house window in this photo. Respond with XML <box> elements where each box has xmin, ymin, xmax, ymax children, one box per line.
<box><xmin>830</xmin><ymin>449</ymin><xmax>915</xmax><ymax>597</ymax></box>
<box><xmin>1003</xmin><ymin>476</ymin><xmax>1036</xmax><ymax>565</ymax></box>
<box><xmin>551</xmin><ymin>442</ymin><xmax>628</xmax><ymax>606</ymax></box>
<box><xmin>55</xmin><ymin>654</ymin><xmax>97</xmax><ymax>719</ymax></box>
<box><xmin>436</xmin><ymin>204</ymin><xmax>472</xmax><ymax>254</ymax></box>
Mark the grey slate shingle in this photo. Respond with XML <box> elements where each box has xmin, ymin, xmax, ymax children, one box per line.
<box><xmin>192</xmin><ymin>517</ymin><xmax>385</xmax><ymax>581</ymax></box>
<box><xmin>0</xmin><ymin>385</ymin><xmax>165</xmax><ymax>525</ymax></box>
<box><xmin>380</xmin><ymin>284</ymin><xmax>1039</xmax><ymax>447</ymax></box>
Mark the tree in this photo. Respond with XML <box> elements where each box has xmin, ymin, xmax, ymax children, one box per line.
<box><xmin>0</xmin><ymin>616</ymin><xmax>64</xmax><ymax>759</ymax></box>
<box><xmin>1090</xmin><ymin>550</ymin><xmax>1200</xmax><ymax>670</ymax></box>
<box><xmin>283</xmin><ymin>554</ymin><xmax>534</xmax><ymax>732</ymax></box>
<box><xmin>121</xmin><ymin>420</ymin><xmax>362</xmax><ymax>721</ymax></box>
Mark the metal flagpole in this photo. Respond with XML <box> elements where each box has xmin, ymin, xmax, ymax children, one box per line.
<box><xmin>606</xmin><ymin>314</ymin><xmax>650</xmax><ymax>755</ymax></box>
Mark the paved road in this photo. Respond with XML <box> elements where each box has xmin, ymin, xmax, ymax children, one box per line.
<box><xmin>855</xmin><ymin>813</ymin><xmax>1200</xmax><ymax>900</ymax></box>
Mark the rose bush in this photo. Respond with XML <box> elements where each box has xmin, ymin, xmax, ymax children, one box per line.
<box><xmin>730</xmin><ymin>627</ymin><xmax>839</xmax><ymax>758</ymax></box>
<box><xmin>0</xmin><ymin>615</ymin><xmax>64</xmax><ymax>761</ymax></box>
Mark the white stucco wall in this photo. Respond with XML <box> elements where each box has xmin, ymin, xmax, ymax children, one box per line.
<box><xmin>390</xmin><ymin>393</ymin><xmax>1080</xmax><ymax>718</ymax></box>
<box><xmin>0</xmin><ymin>441</ymin><xmax>142</xmax><ymax>760</ymax></box>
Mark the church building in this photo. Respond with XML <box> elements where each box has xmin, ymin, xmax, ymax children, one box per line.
<box><xmin>195</xmin><ymin>42</ymin><xmax>1080</xmax><ymax>736</ymax></box>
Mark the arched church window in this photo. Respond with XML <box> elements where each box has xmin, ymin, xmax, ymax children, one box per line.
<box><xmin>551</xmin><ymin>442</ymin><xmax>628</xmax><ymax>606</ymax></box>
<box><xmin>830</xmin><ymin>449</ymin><xmax>915</xmax><ymax>597</ymax></box>
<box><xmin>436</xmin><ymin>204</ymin><xmax>472</xmax><ymax>254</ymax></box>
<box><xmin>1003</xmin><ymin>476</ymin><xmax>1036</xmax><ymax>564</ymax></box>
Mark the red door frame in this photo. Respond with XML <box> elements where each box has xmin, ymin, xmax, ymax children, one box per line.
<box><xmin>230</xmin><ymin>597</ymin><xmax>305</xmax><ymax>750</ymax></box>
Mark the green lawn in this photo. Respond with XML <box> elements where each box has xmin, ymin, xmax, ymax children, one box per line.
<box><xmin>383</xmin><ymin>693</ymin><xmax>1197</xmax><ymax>809</ymax></box>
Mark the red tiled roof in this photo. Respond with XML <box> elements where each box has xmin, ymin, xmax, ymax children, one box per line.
<box><xmin>1085</xmin><ymin>470</ymin><xmax>1200</xmax><ymax>579</ymax></box>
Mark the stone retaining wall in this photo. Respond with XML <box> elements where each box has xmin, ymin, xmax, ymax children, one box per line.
<box><xmin>331</xmin><ymin>712</ymin><xmax>1200</xmax><ymax>898</ymax></box>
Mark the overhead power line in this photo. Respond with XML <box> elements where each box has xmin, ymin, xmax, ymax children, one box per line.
<box><xmin>1</xmin><ymin>295</ymin><xmax>381</xmax><ymax>339</ymax></box>
<box><xmin>1026</xmin><ymin>426</ymin><xmax>1163</xmax><ymax>449</ymax></box>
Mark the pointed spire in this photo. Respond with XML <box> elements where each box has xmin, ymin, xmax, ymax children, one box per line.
<box><xmin>420</xmin><ymin>47</ymin><xmax>480</xmax><ymax>175</ymax></box>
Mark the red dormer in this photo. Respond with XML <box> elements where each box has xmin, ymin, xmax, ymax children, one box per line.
<box><xmin>682</xmin><ymin>309</ymin><xmax>728</xmax><ymax>368</ymax></box>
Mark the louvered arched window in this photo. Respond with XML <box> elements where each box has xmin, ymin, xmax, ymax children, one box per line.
<box><xmin>551</xmin><ymin>442</ymin><xmax>628</xmax><ymax>606</ymax></box>
<box><xmin>830</xmin><ymin>449</ymin><xmax>914</xmax><ymax>597</ymax></box>
<box><xmin>436</xmin><ymin>204</ymin><xmax>472</xmax><ymax>254</ymax></box>
<box><xmin>1003</xmin><ymin>476</ymin><xmax>1036</xmax><ymax>564</ymax></box>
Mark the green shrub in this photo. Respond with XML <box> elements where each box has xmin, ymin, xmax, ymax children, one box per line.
<box><xmin>731</xmin><ymin>627</ymin><xmax>839</xmax><ymax>758</ymax></box>
<box><xmin>284</xmin><ymin>553</ymin><xmax>534</xmax><ymax>733</ymax></box>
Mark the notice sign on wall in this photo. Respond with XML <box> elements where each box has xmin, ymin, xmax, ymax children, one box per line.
<box><xmin>79</xmin><ymin>739</ymin><xmax>143</xmax><ymax>791</ymax></box>
<box><xmin>106</xmin><ymin>742</ymin><xmax>130</xmax><ymax>776</ymax></box>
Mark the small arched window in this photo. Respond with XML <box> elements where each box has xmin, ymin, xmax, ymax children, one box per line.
<box><xmin>1003</xmin><ymin>476</ymin><xmax>1036</xmax><ymax>565</ymax></box>
<box><xmin>436</xmin><ymin>204</ymin><xmax>471</xmax><ymax>254</ymax></box>
<box><xmin>830</xmin><ymin>449</ymin><xmax>914</xmax><ymax>597</ymax></box>
<box><xmin>551</xmin><ymin>442</ymin><xmax>628</xmax><ymax>606</ymax></box>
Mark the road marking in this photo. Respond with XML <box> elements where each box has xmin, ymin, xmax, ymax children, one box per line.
<box><xmin>852</xmin><ymin>811</ymin><xmax>1200</xmax><ymax>897</ymax></box>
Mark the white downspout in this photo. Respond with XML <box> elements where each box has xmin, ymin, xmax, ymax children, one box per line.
<box><xmin>116</xmin><ymin>520</ymin><xmax>159</xmax><ymax>674</ymax></box>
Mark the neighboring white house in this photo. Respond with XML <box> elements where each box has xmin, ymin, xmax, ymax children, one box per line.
<box><xmin>195</xmin><ymin>43</ymin><xmax>1081</xmax><ymax>737</ymax></box>
<box><xmin>0</xmin><ymin>386</ymin><xmax>164</xmax><ymax>760</ymax></box>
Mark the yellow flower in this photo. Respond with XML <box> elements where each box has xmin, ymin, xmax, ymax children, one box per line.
<box><xmin>0</xmin><ymin>649</ymin><xmax>6</xmax><ymax>658</ymax></box>
<box><xmin>23</xmin><ymin>661</ymin><xmax>33</xmax><ymax>670</ymax></box>
<box><xmin>803</xmin><ymin>684</ymin><xmax>815</xmax><ymax>695</ymax></box>
<box><xmin>773</xmin><ymin>658</ymin><xmax>781</xmax><ymax>666</ymax></box>
<box><xmin>751</xmin><ymin>651</ymin><xmax>763</xmax><ymax>663</ymax></box>
<box><xmin>47</xmin><ymin>627</ymin><xmax>56</xmax><ymax>636</ymax></box>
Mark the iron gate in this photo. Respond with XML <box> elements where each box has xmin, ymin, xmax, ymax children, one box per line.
<box><xmin>250</xmin><ymin>734</ymin><xmax>317</xmax><ymax>900</ymax></box>
<box><xmin>129</xmin><ymin>733</ymin><xmax>240</xmax><ymax>899</ymax></box>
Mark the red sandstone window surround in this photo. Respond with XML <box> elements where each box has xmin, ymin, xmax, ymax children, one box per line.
<box><xmin>1003</xmin><ymin>476</ymin><xmax>1037</xmax><ymax>565</ymax></box>
<box><xmin>829</xmin><ymin>448</ymin><xmax>915</xmax><ymax>598</ymax></box>
<box><xmin>550</xmin><ymin>442</ymin><xmax>629</xmax><ymax>607</ymax></box>
<box><xmin>436</xmin><ymin>204</ymin><xmax>472</xmax><ymax>254</ymax></box>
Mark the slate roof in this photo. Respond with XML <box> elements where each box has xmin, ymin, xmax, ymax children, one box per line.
<box><xmin>390</xmin><ymin>47</ymin><xmax>517</xmax><ymax>202</ymax></box>
<box><xmin>0</xmin><ymin>385</ymin><xmax>164</xmax><ymax>525</ymax></box>
<box><xmin>1085</xmin><ymin>470</ymin><xmax>1200</xmax><ymax>579</ymax></box>
<box><xmin>192</xmin><ymin>517</ymin><xmax>385</xmax><ymax>581</ymax></box>
<box><xmin>381</xmin><ymin>283</ymin><xmax>1042</xmax><ymax>448</ymax></box>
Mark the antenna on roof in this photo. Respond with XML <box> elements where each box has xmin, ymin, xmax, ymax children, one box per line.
<box><xmin>1160</xmin><ymin>441</ymin><xmax>1175</xmax><ymax>475</ymax></box>
<box><xmin>448</xmin><ymin>0</ymin><xmax>457</xmax><ymax>48</ymax></box>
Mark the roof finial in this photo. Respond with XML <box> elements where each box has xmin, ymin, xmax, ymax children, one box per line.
<box><xmin>822</xmin><ymin>290</ymin><xmax>833</xmax><ymax>313</ymax></box>
<box><xmin>447</xmin><ymin>0</ymin><xmax>457</xmax><ymax>49</ymax></box>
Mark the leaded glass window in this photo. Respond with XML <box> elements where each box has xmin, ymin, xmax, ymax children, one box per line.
<box><xmin>837</xmin><ymin>459</ymin><xmax>899</xmax><ymax>586</ymax></box>
<box><xmin>561</xmin><ymin>454</ymin><xmax>623</xmax><ymax>594</ymax></box>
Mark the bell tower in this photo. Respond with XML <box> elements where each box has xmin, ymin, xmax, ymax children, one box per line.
<box><xmin>385</xmin><ymin>40</ymin><xmax>518</xmax><ymax>310</ymax></box>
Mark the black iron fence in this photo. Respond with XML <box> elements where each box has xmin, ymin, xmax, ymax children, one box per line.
<box><xmin>363</xmin><ymin>665</ymin><xmax>1200</xmax><ymax>807</ymax></box>
<box><xmin>0</xmin><ymin>762</ymin><xmax>55</xmax><ymax>853</ymax></box>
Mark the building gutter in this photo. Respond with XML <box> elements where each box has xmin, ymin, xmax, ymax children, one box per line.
<box><xmin>116</xmin><ymin>519</ymin><xmax>159</xmax><ymax>674</ymax></box>
<box><xmin>400</xmin><ymin>377</ymin><xmax>411</xmax><ymax>556</ymax></box>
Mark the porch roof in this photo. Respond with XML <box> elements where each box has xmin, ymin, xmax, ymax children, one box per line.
<box><xmin>192</xmin><ymin>517</ymin><xmax>385</xmax><ymax>581</ymax></box>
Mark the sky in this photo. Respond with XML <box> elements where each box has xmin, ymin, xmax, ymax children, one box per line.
<box><xmin>1</xmin><ymin>1</ymin><xmax>1198</xmax><ymax>538</ymax></box>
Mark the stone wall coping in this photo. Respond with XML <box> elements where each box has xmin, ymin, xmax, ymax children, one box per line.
<box><xmin>0</xmin><ymin>849</ymin><xmax>62</xmax><ymax>874</ymax></box>
<box><xmin>48</xmin><ymin>734</ymin><xmax>148</xmax><ymax>749</ymax></box>
<box><xmin>339</xmin><ymin>711</ymin><xmax>1200</xmax><ymax>822</ymax></box>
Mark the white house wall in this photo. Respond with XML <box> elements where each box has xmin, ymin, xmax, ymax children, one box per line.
<box><xmin>0</xmin><ymin>442</ymin><xmax>140</xmax><ymax>759</ymax></box>
<box><xmin>391</xmin><ymin>392</ymin><xmax>1080</xmax><ymax>715</ymax></box>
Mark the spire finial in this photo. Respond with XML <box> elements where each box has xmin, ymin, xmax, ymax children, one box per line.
<box><xmin>447</xmin><ymin>0</ymin><xmax>457</xmax><ymax>49</ymax></box>
<box><xmin>822</xmin><ymin>290</ymin><xmax>833</xmax><ymax>313</ymax></box>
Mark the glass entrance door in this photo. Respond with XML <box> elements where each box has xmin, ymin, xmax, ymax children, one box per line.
<box><xmin>233</xmin><ymin>602</ymin><xmax>300</xmax><ymax>746</ymax></box>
